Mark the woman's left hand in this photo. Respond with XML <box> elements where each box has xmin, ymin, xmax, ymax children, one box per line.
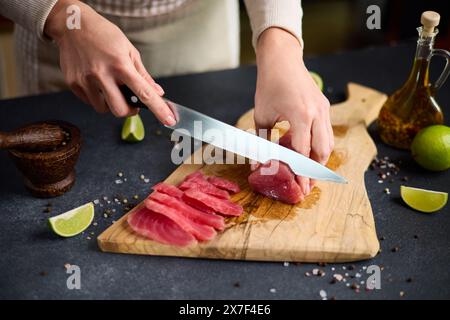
<box><xmin>253</xmin><ymin>28</ymin><xmax>334</xmax><ymax>196</ymax></box>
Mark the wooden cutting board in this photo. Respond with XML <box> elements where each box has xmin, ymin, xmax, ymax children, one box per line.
<box><xmin>98</xmin><ymin>83</ymin><xmax>387</xmax><ymax>262</ymax></box>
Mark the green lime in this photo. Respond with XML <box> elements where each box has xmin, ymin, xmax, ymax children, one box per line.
<box><xmin>48</xmin><ymin>202</ymin><xmax>94</xmax><ymax>237</ymax></box>
<box><xmin>121</xmin><ymin>114</ymin><xmax>145</xmax><ymax>142</ymax></box>
<box><xmin>400</xmin><ymin>186</ymin><xmax>448</xmax><ymax>213</ymax></box>
<box><xmin>411</xmin><ymin>125</ymin><xmax>450</xmax><ymax>171</ymax></box>
<box><xmin>310</xmin><ymin>71</ymin><xmax>324</xmax><ymax>92</ymax></box>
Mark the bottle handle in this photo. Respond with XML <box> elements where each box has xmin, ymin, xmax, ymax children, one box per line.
<box><xmin>430</xmin><ymin>48</ymin><xmax>450</xmax><ymax>91</ymax></box>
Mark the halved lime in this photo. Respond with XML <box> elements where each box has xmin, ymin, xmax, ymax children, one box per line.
<box><xmin>48</xmin><ymin>202</ymin><xmax>94</xmax><ymax>237</ymax></box>
<box><xmin>121</xmin><ymin>114</ymin><xmax>145</xmax><ymax>142</ymax></box>
<box><xmin>310</xmin><ymin>71</ymin><xmax>324</xmax><ymax>92</ymax></box>
<box><xmin>400</xmin><ymin>186</ymin><xmax>448</xmax><ymax>213</ymax></box>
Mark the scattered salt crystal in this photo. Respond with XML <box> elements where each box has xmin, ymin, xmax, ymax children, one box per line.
<box><xmin>112</xmin><ymin>209</ymin><xmax>116</xmax><ymax>213</ymax></box>
<box><xmin>93</xmin><ymin>222</ymin><xmax>98</xmax><ymax>226</ymax></box>
<box><xmin>360</xmin><ymin>281</ymin><xmax>365</xmax><ymax>285</ymax></box>
<box><xmin>144</xmin><ymin>178</ymin><xmax>150</xmax><ymax>183</ymax></box>
<box><xmin>312</xmin><ymin>268</ymin><xmax>319</xmax><ymax>275</ymax></box>
<box><xmin>355</xmin><ymin>273</ymin><xmax>362</xmax><ymax>278</ymax></box>
<box><xmin>331</xmin><ymin>267</ymin><xmax>335</xmax><ymax>271</ymax></box>
<box><xmin>342</xmin><ymin>266</ymin><xmax>347</xmax><ymax>270</ymax></box>
<box><xmin>124</xmin><ymin>178</ymin><xmax>127</xmax><ymax>182</ymax></box>
<box><xmin>333</xmin><ymin>274</ymin><xmax>343</xmax><ymax>282</ymax></box>
<box><xmin>346</xmin><ymin>283</ymin><xmax>350</xmax><ymax>287</ymax></box>
<box><xmin>86</xmin><ymin>236</ymin><xmax>91</xmax><ymax>240</ymax></box>
<box><xmin>140</xmin><ymin>174</ymin><xmax>145</xmax><ymax>180</ymax></box>
<box><xmin>283</xmin><ymin>262</ymin><xmax>289</xmax><ymax>267</ymax></box>
<box><xmin>269</xmin><ymin>288</ymin><xmax>276</xmax><ymax>293</ymax></box>
<box><xmin>107</xmin><ymin>200</ymin><xmax>111</xmax><ymax>204</ymax></box>
<box><xmin>115</xmin><ymin>179</ymin><xmax>123</xmax><ymax>184</ymax></box>
<box><xmin>345</xmin><ymin>273</ymin><xmax>349</xmax><ymax>277</ymax></box>
<box><xmin>319</xmin><ymin>290</ymin><xmax>327</xmax><ymax>299</ymax></box>
<box><xmin>103</xmin><ymin>213</ymin><xmax>108</xmax><ymax>218</ymax></box>
<box><xmin>103</xmin><ymin>196</ymin><xmax>108</xmax><ymax>201</ymax></box>
<box><xmin>378</xmin><ymin>180</ymin><xmax>384</xmax><ymax>184</ymax></box>
<box><xmin>362</xmin><ymin>266</ymin><xmax>367</xmax><ymax>270</ymax></box>
<box><xmin>93</xmin><ymin>199</ymin><xmax>99</xmax><ymax>205</ymax></box>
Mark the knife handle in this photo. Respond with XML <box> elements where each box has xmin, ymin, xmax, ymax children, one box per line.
<box><xmin>119</xmin><ymin>85</ymin><xmax>147</xmax><ymax>109</ymax></box>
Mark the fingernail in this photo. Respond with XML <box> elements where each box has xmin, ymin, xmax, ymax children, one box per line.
<box><xmin>155</xmin><ymin>83</ymin><xmax>165</xmax><ymax>95</ymax></box>
<box><xmin>165</xmin><ymin>115</ymin><xmax>176</xmax><ymax>126</ymax></box>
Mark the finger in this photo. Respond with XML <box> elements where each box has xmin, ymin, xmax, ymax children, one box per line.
<box><xmin>70</xmin><ymin>83</ymin><xmax>90</xmax><ymax>106</ymax></box>
<box><xmin>119</xmin><ymin>65</ymin><xmax>175</xmax><ymax>125</ymax></box>
<box><xmin>310</xmin><ymin>118</ymin><xmax>332</xmax><ymax>166</ymax></box>
<box><xmin>83</xmin><ymin>78</ymin><xmax>109</xmax><ymax>113</ymax></box>
<box><xmin>99</xmin><ymin>77</ymin><xmax>138</xmax><ymax>117</ymax></box>
<box><xmin>133</xmin><ymin>56</ymin><xmax>165</xmax><ymax>96</ymax></box>
<box><xmin>290</xmin><ymin>122</ymin><xmax>312</xmax><ymax>195</ymax></box>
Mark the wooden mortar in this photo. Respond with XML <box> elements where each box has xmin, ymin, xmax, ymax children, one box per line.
<box><xmin>8</xmin><ymin>121</ymin><xmax>81</xmax><ymax>198</ymax></box>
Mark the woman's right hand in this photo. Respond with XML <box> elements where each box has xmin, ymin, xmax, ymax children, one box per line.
<box><xmin>44</xmin><ymin>0</ymin><xmax>176</xmax><ymax>125</ymax></box>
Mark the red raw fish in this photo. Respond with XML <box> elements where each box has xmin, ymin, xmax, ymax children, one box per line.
<box><xmin>179</xmin><ymin>180</ymin><xmax>230</xmax><ymax>199</ymax></box>
<box><xmin>127</xmin><ymin>206</ymin><xmax>195</xmax><ymax>246</ymax></box>
<box><xmin>152</xmin><ymin>182</ymin><xmax>183</xmax><ymax>199</ymax></box>
<box><xmin>207</xmin><ymin>176</ymin><xmax>240</xmax><ymax>193</ymax></box>
<box><xmin>247</xmin><ymin>133</ymin><xmax>304</xmax><ymax>204</ymax></box>
<box><xmin>183</xmin><ymin>189</ymin><xmax>243</xmax><ymax>216</ymax></box>
<box><xmin>149</xmin><ymin>191</ymin><xmax>225</xmax><ymax>231</ymax></box>
<box><xmin>145</xmin><ymin>198</ymin><xmax>217</xmax><ymax>241</ymax></box>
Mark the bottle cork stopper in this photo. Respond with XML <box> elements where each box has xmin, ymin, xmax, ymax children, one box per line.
<box><xmin>421</xmin><ymin>11</ymin><xmax>440</xmax><ymax>35</ymax></box>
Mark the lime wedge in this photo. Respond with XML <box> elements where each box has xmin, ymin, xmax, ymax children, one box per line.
<box><xmin>400</xmin><ymin>186</ymin><xmax>448</xmax><ymax>213</ymax></box>
<box><xmin>48</xmin><ymin>202</ymin><xmax>94</xmax><ymax>237</ymax></box>
<box><xmin>121</xmin><ymin>114</ymin><xmax>145</xmax><ymax>142</ymax></box>
<box><xmin>310</xmin><ymin>71</ymin><xmax>324</xmax><ymax>92</ymax></box>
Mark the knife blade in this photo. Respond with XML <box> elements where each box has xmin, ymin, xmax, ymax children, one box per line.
<box><xmin>120</xmin><ymin>85</ymin><xmax>347</xmax><ymax>184</ymax></box>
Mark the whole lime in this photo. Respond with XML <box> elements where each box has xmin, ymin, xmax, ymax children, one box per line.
<box><xmin>411</xmin><ymin>125</ymin><xmax>450</xmax><ymax>171</ymax></box>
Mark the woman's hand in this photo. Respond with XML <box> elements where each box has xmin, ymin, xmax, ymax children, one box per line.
<box><xmin>254</xmin><ymin>28</ymin><xmax>334</xmax><ymax>195</ymax></box>
<box><xmin>44</xmin><ymin>0</ymin><xmax>175</xmax><ymax>124</ymax></box>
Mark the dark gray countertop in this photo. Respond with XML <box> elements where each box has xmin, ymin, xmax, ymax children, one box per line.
<box><xmin>0</xmin><ymin>42</ymin><xmax>449</xmax><ymax>300</ymax></box>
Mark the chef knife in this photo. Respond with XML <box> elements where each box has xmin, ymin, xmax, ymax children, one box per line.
<box><xmin>120</xmin><ymin>85</ymin><xmax>347</xmax><ymax>183</ymax></box>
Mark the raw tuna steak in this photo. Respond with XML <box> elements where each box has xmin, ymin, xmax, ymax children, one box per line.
<box><xmin>149</xmin><ymin>191</ymin><xmax>225</xmax><ymax>231</ymax></box>
<box><xmin>152</xmin><ymin>182</ymin><xmax>183</xmax><ymax>199</ymax></box>
<box><xmin>207</xmin><ymin>176</ymin><xmax>240</xmax><ymax>193</ymax></box>
<box><xmin>178</xmin><ymin>180</ymin><xmax>230</xmax><ymax>199</ymax></box>
<box><xmin>183</xmin><ymin>189</ymin><xmax>243</xmax><ymax>216</ymax></box>
<box><xmin>248</xmin><ymin>160</ymin><xmax>304</xmax><ymax>204</ymax></box>
<box><xmin>248</xmin><ymin>133</ymin><xmax>304</xmax><ymax>204</ymax></box>
<box><xmin>127</xmin><ymin>206</ymin><xmax>195</xmax><ymax>246</ymax></box>
<box><xmin>145</xmin><ymin>198</ymin><xmax>217</xmax><ymax>241</ymax></box>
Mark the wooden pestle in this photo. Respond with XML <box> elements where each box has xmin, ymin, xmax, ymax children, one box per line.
<box><xmin>0</xmin><ymin>123</ymin><xmax>66</xmax><ymax>152</ymax></box>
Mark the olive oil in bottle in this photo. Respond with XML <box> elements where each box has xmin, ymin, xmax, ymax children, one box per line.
<box><xmin>377</xmin><ymin>11</ymin><xmax>450</xmax><ymax>149</ymax></box>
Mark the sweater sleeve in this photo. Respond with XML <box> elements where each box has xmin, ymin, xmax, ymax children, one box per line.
<box><xmin>244</xmin><ymin>0</ymin><xmax>303</xmax><ymax>49</ymax></box>
<box><xmin>0</xmin><ymin>0</ymin><xmax>59</xmax><ymax>40</ymax></box>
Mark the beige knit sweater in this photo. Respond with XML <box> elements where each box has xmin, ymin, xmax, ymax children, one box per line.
<box><xmin>0</xmin><ymin>0</ymin><xmax>303</xmax><ymax>48</ymax></box>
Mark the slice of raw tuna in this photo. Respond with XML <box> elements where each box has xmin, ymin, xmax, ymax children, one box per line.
<box><xmin>152</xmin><ymin>182</ymin><xmax>183</xmax><ymax>199</ymax></box>
<box><xmin>183</xmin><ymin>189</ymin><xmax>243</xmax><ymax>216</ymax></box>
<box><xmin>127</xmin><ymin>206</ymin><xmax>196</xmax><ymax>246</ymax></box>
<box><xmin>179</xmin><ymin>180</ymin><xmax>230</xmax><ymax>200</ymax></box>
<box><xmin>149</xmin><ymin>191</ymin><xmax>225</xmax><ymax>231</ymax></box>
<box><xmin>185</xmin><ymin>171</ymin><xmax>206</xmax><ymax>182</ymax></box>
<box><xmin>144</xmin><ymin>198</ymin><xmax>216</xmax><ymax>241</ymax></box>
<box><xmin>248</xmin><ymin>160</ymin><xmax>304</xmax><ymax>204</ymax></box>
<box><xmin>181</xmin><ymin>195</ymin><xmax>217</xmax><ymax>215</ymax></box>
<box><xmin>247</xmin><ymin>133</ymin><xmax>304</xmax><ymax>204</ymax></box>
<box><xmin>207</xmin><ymin>176</ymin><xmax>241</xmax><ymax>194</ymax></box>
